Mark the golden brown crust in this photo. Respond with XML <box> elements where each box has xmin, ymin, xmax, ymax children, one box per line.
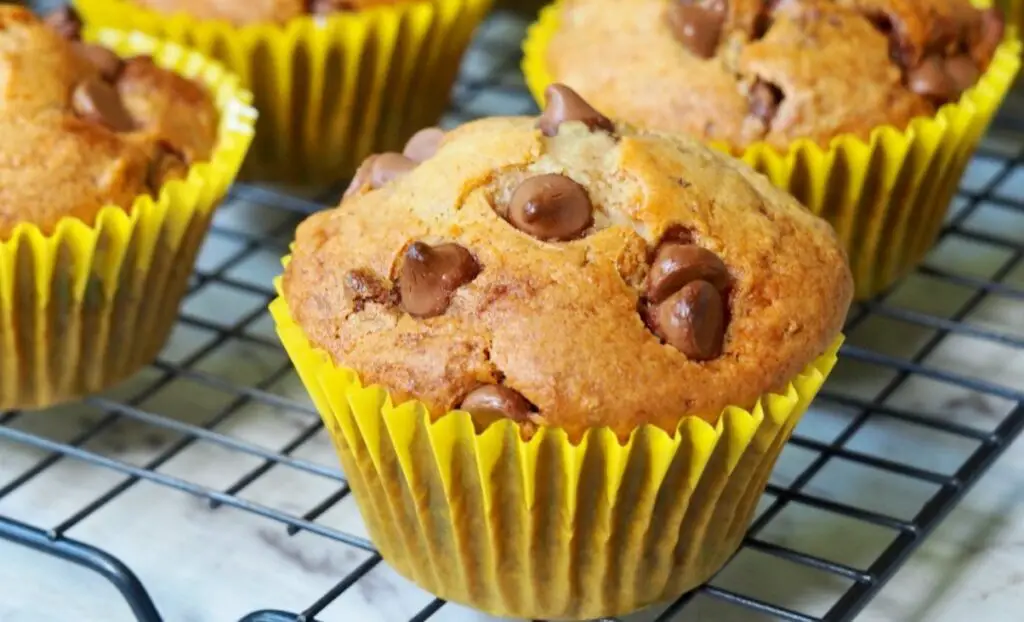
<box><xmin>545</xmin><ymin>0</ymin><xmax>1003</xmax><ymax>150</ymax></box>
<box><xmin>0</xmin><ymin>6</ymin><xmax>218</xmax><ymax>240</ymax></box>
<box><xmin>132</xmin><ymin>0</ymin><xmax>409</xmax><ymax>26</ymax></box>
<box><xmin>283</xmin><ymin>115</ymin><xmax>853</xmax><ymax>439</ymax></box>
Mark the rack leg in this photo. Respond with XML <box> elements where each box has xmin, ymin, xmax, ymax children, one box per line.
<box><xmin>0</xmin><ymin>514</ymin><xmax>163</xmax><ymax>622</ymax></box>
<box><xmin>238</xmin><ymin>610</ymin><xmax>307</xmax><ymax>622</ymax></box>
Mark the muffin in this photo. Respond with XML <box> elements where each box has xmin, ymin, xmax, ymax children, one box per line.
<box><xmin>0</xmin><ymin>6</ymin><xmax>254</xmax><ymax>410</ymax></box>
<box><xmin>75</xmin><ymin>0</ymin><xmax>493</xmax><ymax>184</ymax></box>
<box><xmin>524</xmin><ymin>0</ymin><xmax>1021</xmax><ymax>299</ymax></box>
<box><xmin>271</xmin><ymin>85</ymin><xmax>851</xmax><ymax>618</ymax></box>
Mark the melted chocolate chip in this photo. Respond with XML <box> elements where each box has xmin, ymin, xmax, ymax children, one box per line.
<box><xmin>147</xmin><ymin>141</ymin><xmax>187</xmax><ymax>193</ymax></box>
<box><xmin>654</xmin><ymin>280</ymin><xmax>725</xmax><ymax>361</ymax></box>
<box><xmin>977</xmin><ymin>7</ymin><xmax>1005</xmax><ymax>63</ymax></box>
<box><xmin>460</xmin><ymin>385</ymin><xmax>533</xmax><ymax>424</ymax></box>
<box><xmin>537</xmin><ymin>84</ymin><xmax>614</xmax><ymax>137</ymax></box>
<box><xmin>344</xmin><ymin>268</ymin><xmax>394</xmax><ymax>310</ymax></box>
<box><xmin>907</xmin><ymin>55</ymin><xmax>957</xmax><ymax>104</ymax></box>
<box><xmin>665</xmin><ymin>0</ymin><xmax>726</xmax><ymax>59</ymax></box>
<box><xmin>944</xmin><ymin>54</ymin><xmax>980</xmax><ymax>93</ymax></box>
<box><xmin>71</xmin><ymin>77</ymin><xmax>135</xmax><ymax>132</ymax></box>
<box><xmin>647</xmin><ymin>243</ymin><xmax>729</xmax><ymax>304</ymax></box>
<box><xmin>371</xmin><ymin>153</ymin><xmax>416</xmax><ymax>188</ymax></box>
<box><xmin>749</xmin><ymin>79</ymin><xmax>783</xmax><ymax>125</ymax></box>
<box><xmin>864</xmin><ymin>9</ymin><xmax>913</xmax><ymax>69</ymax></box>
<box><xmin>659</xmin><ymin>224</ymin><xmax>696</xmax><ymax>246</ymax></box>
<box><xmin>342</xmin><ymin>152</ymin><xmax>416</xmax><ymax>199</ymax></box>
<box><xmin>508</xmin><ymin>174</ymin><xmax>593</xmax><ymax>241</ymax></box>
<box><xmin>74</xmin><ymin>43</ymin><xmax>124</xmax><ymax>82</ymax></box>
<box><xmin>308</xmin><ymin>0</ymin><xmax>357</xmax><ymax>15</ymax></box>
<box><xmin>399</xmin><ymin>242</ymin><xmax>480</xmax><ymax>318</ymax></box>
<box><xmin>751</xmin><ymin>0</ymin><xmax>775</xmax><ymax>41</ymax></box>
<box><xmin>343</xmin><ymin>156</ymin><xmax>377</xmax><ymax>199</ymax></box>
<box><xmin>402</xmin><ymin>127</ymin><xmax>445</xmax><ymax>162</ymax></box>
<box><xmin>44</xmin><ymin>6</ymin><xmax>82</xmax><ymax>41</ymax></box>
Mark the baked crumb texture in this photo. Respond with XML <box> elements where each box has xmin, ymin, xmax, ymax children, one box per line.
<box><xmin>0</xmin><ymin>5</ymin><xmax>218</xmax><ymax>240</ymax></box>
<box><xmin>546</xmin><ymin>0</ymin><xmax>1005</xmax><ymax>149</ymax></box>
<box><xmin>284</xmin><ymin>85</ymin><xmax>853</xmax><ymax>439</ymax></box>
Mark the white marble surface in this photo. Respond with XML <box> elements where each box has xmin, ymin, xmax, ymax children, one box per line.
<box><xmin>3</xmin><ymin>9</ymin><xmax>1024</xmax><ymax>622</ymax></box>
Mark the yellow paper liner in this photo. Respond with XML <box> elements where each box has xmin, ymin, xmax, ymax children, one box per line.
<box><xmin>0</xmin><ymin>30</ymin><xmax>255</xmax><ymax>411</ymax></box>
<box><xmin>999</xmin><ymin>0</ymin><xmax>1024</xmax><ymax>34</ymax></box>
<box><xmin>75</xmin><ymin>0</ymin><xmax>493</xmax><ymax>185</ymax></box>
<box><xmin>523</xmin><ymin>1</ymin><xmax>1022</xmax><ymax>300</ymax></box>
<box><xmin>270</xmin><ymin>272</ymin><xmax>842</xmax><ymax>619</ymax></box>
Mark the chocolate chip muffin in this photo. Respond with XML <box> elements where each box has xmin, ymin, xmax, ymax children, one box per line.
<box><xmin>0</xmin><ymin>6</ymin><xmax>217</xmax><ymax>239</ymax></box>
<box><xmin>542</xmin><ymin>0</ymin><xmax>1006</xmax><ymax>149</ymax></box>
<box><xmin>77</xmin><ymin>0</ymin><xmax>493</xmax><ymax>184</ymax></box>
<box><xmin>0</xmin><ymin>6</ymin><xmax>252</xmax><ymax>411</ymax></box>
<box><xmin>282</xmin><ymin>84</ymin><xmax>852</xmax><ymax>439</ymax></box>
<box><xmin>130</xmin><ymin>0</ymin><xmax>404</xmax><ymax>25</ymax></box>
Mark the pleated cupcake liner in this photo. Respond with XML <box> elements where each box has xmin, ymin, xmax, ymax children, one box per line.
<box><xmin>522</xmin><ymin>0</ymin><xmax>1022</xmax><ymax>300</ymax></box>
<box><xmin>75</xmin><ymin>0</ymin><xmax>493</xmax><ymax>185</ymax></box>
<box><xmin>998</xmin><ymin>0</ymin><xmax>1024</xmax><ymax>34</ymax></box>
<box><xmin>0</xmin><ymin>29</ymin><xmax>255</xmax><ymax>411</ymax></box>
<box><xmin>270</xmin><ymin>270</ymin><xmax>842</xmax><ymax>619</ymax></box>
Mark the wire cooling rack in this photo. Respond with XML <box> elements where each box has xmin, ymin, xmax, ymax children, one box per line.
<box><xmin>3</xmin><ymin>7</ymin><xmax>1024</xmax><ymax>622</ymax></box>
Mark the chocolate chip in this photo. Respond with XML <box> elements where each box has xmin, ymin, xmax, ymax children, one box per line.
<box><xmin>977</xmin><ymin>7</ymin><xmax>1005</xmax><ymax>63</ymax></box>
<box><xmin>460</xmin><ymin>385</ymin><xmax>534</xmax><ymax>424</ymax></box>
<box><xmin>147</xmin><ymin>141</ymin><xmax>187</xmax><ymax>192</ymax></box>
<box><xmin>371</xmin><ymin>153</ymin><xmax>416</xmax><ymax>188</ymax></box>
<box><xmin>537</xmin><ymin>84</ymin><xmax>614</xmax><ymax>137</ymax></box>
<box><xmin>647</xmin><ymin>243</ymin><xmax>729</xmax><ymax>304</ymax></box>
<box><xmin>399</xmin><ymin>242</ymin><xmax>480</xmax><ymax>318</ymax></box>
<box><xmin>343</xmin><ymin>156</ymin><xmax>377</xmax><ymax>199</ymax></box>
<box><xmin>342</xmin><ymin>152</ymin><xmax>416</xmax><ymax>199</ymax></box>
<box><xmin>907</xmin><ymin>55</ymin><xmax>956</xmax><ymax>104</ymax></box>
<box><xmin>402</xmin><ymin>127</ymin><xmax>445</xmax><ymax>162</ymax></box>
<box><xmin>664</xmin><ymin>0</ymin><xmax>726</xmax><ymax>59</ymax></box>
<box><xmin>660</xmin><ymin>224</ymin><xmax>696</xmax><ymax>246</ymax></box>
<box><xmin>308</xmin><ymin>0</ymin><xmax>357</xmax><ymax>15</ymax></box>
<box><xmin>944</xmin><ymin>55</ymin><xmax>980</xmax><ymax>93</ymax></box>
<box><xmin>508</xmin><ymin>174</ymin><xmax>593</xmax><ymax>241</ymax></box>
<box><xmin>749</xmin><ymin>79</ymin><xmax>783</xmax><ymax>125</ymax></box>
<box><xmin>71</xmin><ymin>77</ymin><xmax>135</xmax><ymax>132</ymax></box>
<box><xmin>44</xmin><ymin>6</ymin><xmax>82</xmax><ymax>41</ymax></box>
<box><xmin>654</xmin><ymin>280</ymin><xmax>725</xmax><ymax>360</ymax></box>
<box><xmin>74</xmin><ymin>43</ymin><xmax>124</xmax><ymax>82</ymax></box>
<box><xmin>863</xmin><ymin>9</ymin><xmax>913</xmax><ymax>68</ymax></box>
<box><xmin>344</xmin><ymin>268</ymin><xmax>394</xmax><ymax>310</ymax></box>
<box><xmin>752</xmin><ymin>7</ymin><xmax>773</xmax><ymax>41</ymax></box>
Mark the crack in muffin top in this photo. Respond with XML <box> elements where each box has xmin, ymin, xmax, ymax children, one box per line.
<box><xmin>544</xmin><ymin>0</ymin><xmax>1005</xmax><ymax>150</ymax></box>
<box><xmin>283</xmin><ymin>86</ymin><xmax>853</xmax><ymax>439</ymax></box>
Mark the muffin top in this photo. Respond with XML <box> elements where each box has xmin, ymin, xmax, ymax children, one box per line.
<box><xmin>283</xmin><ymin>85</ymin><xmax>852</xmax><ymax>439</ymax></box>
<box><xmin>544</xmin><ymin>0</ymin><xmax>1006</xmax><ymax>150</ymax></box>
<box><xmin>132</xmin><ymin>0</ymin><xmax>407</xmax><ymax>25</ymax></box>
<box><xmin>0</xmin><ymin>6</ymin><xmax>218</xmax><ymax>240</ymax></box>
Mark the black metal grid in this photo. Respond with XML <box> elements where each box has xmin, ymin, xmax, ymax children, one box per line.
<box><xmin>3</xmin><ymin>8</ymin><xmax>1024</xmax><ymax>622</ymax></box>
